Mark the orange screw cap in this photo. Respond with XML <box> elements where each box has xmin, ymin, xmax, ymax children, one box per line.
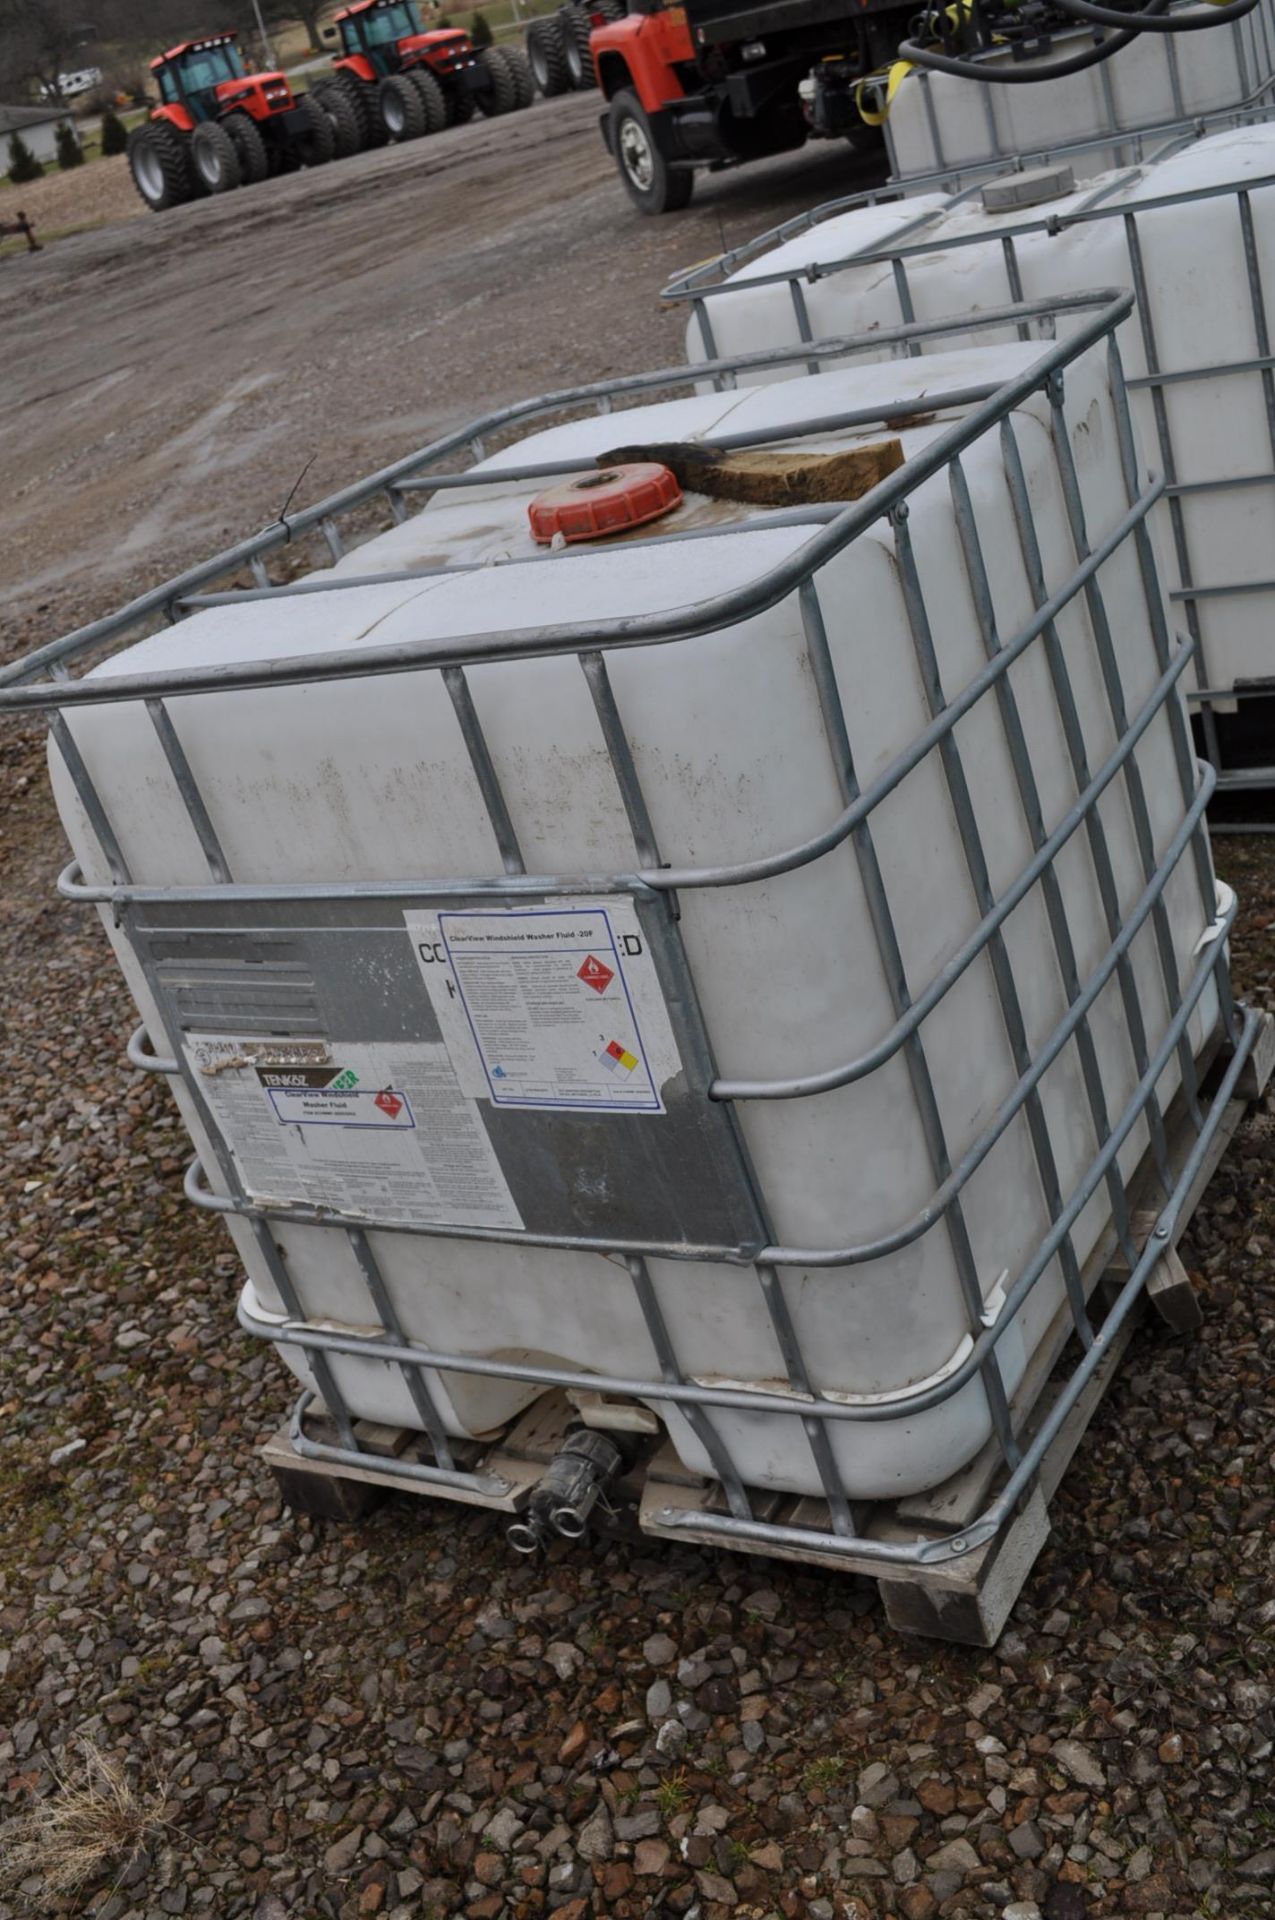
<box><xmin>528</xmin><ymin>463</ymin><xmax>683</xmax><ymax>545</ymax></box>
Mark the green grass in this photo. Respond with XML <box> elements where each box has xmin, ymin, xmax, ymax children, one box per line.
<box><xmin>655</xmin><ymin>1770</ymin><xmax>693</xmax><ymax>1819</ymax></box>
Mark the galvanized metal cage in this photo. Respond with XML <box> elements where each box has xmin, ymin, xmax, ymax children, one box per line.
<box><xmin>1</xmin><ymin>292</ymin><xmax>1257</xmax><ymax>1584</ymax></box>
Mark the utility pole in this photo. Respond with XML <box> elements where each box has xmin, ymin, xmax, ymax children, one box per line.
<box><xmin>250</xmin><ymin>0</ymin><xmax>276</xmax><ymax>69</ymax></box>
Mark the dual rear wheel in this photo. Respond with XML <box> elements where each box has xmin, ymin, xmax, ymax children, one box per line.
<box><xmin>473</xmin><ymin>47</ymin><xmax>534</xmax><ymax>117</ymax></box>
<box><xmin>127</xmin><ymin>101</ymin><xmax>335</xmax><ymax>211</ymax></box>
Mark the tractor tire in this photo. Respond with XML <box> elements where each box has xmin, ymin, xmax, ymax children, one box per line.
<box><xmin>379</xmin><ymin>71</ymin><xmax>427</xmax><ymax>141</ymax></box>
<box><xmin>126</xmin><ymin>121</ymin><xmax>193</xmax><ymax>211</ymax></box>
<box><xmin>408</xmin><ymin>66</ymin><xmax>448</xmax><ymax>134</ymax></box>
<box><xmin>313</xmin><ymin>79</ymin><xmax>362</xmax><ymax>157</ymax></box>
<box><xmin>560</xmin><ymin>6</ymin><xmax>595</xmax><ymax>90</ymax></box>
<box><xmin>332</xmin><ymin>69</ymin><xmax>385</xmax><ymax>147</ymax></box>
<box><xmin>225</xmin><ymin>111</ymin><xmax>269</xmax><ymax>184</ymax></box>
<box><xmin>527</xmin><ymin>17</ymin><xmax>571</xmax><ymax>96</ymax></box>
<box><xmin>498</xmin><ymin>44</ymin><xmax>535</xmax><ymax>110</ymax></box>
<box><xmin>291</xmin><ymin>93</ymin><xmax>337</xmax><ymax>165</ymax></box>
<box><xmin>190</xmin><ymin>119</ymin><xmax>242</xmax><ymax>194</ymax></box>
<box><xmin>474</xmin><ymin>46</ymin><xmax>517</xmax><ymax>116</ymax></box>
<box><xmin>609</xmin><ymin>89</ymin><xmax>693</xmax><ymax>213</ymax></box>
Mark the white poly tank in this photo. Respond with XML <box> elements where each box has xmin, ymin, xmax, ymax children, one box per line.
<box><xmin>684</xmin><ymin>121</ymin><xmax>1275</xmax><ymax>700</ymax></box>
<box><xmin>886</xmin><ymin>0</ymin><xmax>1275</xmax><ymax>185</ymax></box>
<box><xmin>49</xmin><ymin>341</ymin><xmax>1221</xmax><ymax>1503</ymax></box>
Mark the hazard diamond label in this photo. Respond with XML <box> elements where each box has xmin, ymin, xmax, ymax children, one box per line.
<box><xmin>577</xmin><ymin>954</ymin><xmax>615</xmax><ymax>994</ymax></box>
<box><xmin>374</xmin><ymin>1089</ymin><xmax>405</xmax><ymax>1119</ymax></box>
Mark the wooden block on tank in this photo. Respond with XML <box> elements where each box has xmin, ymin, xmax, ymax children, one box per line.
<box><xmin>595</xmin><ymin>438</ymin><xmax>906</xmax><ymax>507</ymax></box>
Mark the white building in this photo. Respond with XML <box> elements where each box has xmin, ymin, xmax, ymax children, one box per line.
<box><xmin>0</xmin><ymin>104</ymin><xmax>79</xmax><ymax>169</ymax></box>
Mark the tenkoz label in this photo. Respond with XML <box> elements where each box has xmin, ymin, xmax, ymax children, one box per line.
<box><xmin>259</xmin><ymin>1066</ymin><xmax>415</xmax><ymax>1130</ymax></box>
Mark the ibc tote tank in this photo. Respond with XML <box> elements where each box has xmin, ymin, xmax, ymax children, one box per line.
<box><xmin>45</xmin><ymin>316</ymin><xmax>1226</xmax><ymax>1516</ymax></box>
<box><xmin>884</xmin><ymin>0</ymin><xmax>1275</xmax><ymax>186</ymax></box>
<box><xmin>682</xmin><ymin>122</ymin><xmax>1275</xmax><ymax>728</ymax></box>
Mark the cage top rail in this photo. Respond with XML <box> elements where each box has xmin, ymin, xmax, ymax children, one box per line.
<box><xmin>0</xmin><ymin>289</ymin><xmax>1131</xmax><ymax>713</ymax></box>
<box><xmin>664</xmin><ymin>160</ymin><xmax>1275</xmax><ymax>315</ymax></box>
<box><xmin>54</xmin><ymin>474</ymin><xmax>1171</xmax><ymax>916</ymax></box>
<box><xmin>661</xmin><ymin>102</ymin><xmax>1275</xmax><ymax>304</ymax></box>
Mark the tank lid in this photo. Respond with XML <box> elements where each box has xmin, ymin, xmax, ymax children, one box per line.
<box><xmin>981</xmin><ymin>164</ymin><xmax>1077</xmax><ymax>213</ymax></box>
<box><xmin>529</xmin><ymin>463</ymin><xmax>683</xmax><ymax>545</ymax></box>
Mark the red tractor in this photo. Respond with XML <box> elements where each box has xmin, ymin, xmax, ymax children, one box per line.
<box><xmin>126</xmin><ymin>34</ymin><xmax>339</xmax><ymax>211</ymax></box>
<box><xmin>321</xmin><ymin>0</ymin><xmax>534</xmax><ymax>146</ymax></box>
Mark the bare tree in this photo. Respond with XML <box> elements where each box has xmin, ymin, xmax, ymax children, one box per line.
<box><xmin>291</xmin><ymin>0</ymin><xmax>330</xmax><ymax>47</ymax></box>
<box><xmin>0</xmin><ymin>0</ymin><xmax>87</xmax><ymax>100</ymax></box>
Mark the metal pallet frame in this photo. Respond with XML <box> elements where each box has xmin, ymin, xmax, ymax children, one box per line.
<box><xmin>665</xmin><ymin>107</ymin><xmax>1275</xmax><ymax>806</ymax></box>
<box><xmin>1</xmin><ymin>291</ymin><xmax>1258</xmax><ymax>1605</ymax></box>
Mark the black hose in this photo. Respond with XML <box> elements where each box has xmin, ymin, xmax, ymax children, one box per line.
<box><xmin>896</xmin><ymin>0</ymin><xmax>1180</xmax><ymax>82</ymax></box>
<box><xmin>1053</xmin><ymin>0</ymin><xmax>1257</xmax><ymax>28</ymax></box>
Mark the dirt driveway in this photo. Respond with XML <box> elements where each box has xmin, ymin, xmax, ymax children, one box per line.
<box><xmin>0</xmin><ymin>93</ymin><xmax>881</xmax><ymax>638</ymax></box>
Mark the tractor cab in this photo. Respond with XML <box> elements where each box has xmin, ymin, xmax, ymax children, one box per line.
<box><xmin>150</xmin><ymin>35</ymin><xmax>295</xmax><ymax>127</ymax></box>
<box><xmin>332</xmin><ymin>0</ymin><xmax>471</xmax><ymax>78</ymax></box>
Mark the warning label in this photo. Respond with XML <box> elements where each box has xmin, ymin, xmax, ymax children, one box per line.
<box><xmin>186</xmin><ymin>1034</ymin><xmax>523</xmax><ymax>1231</ymax></box>
<box><xmin>407</xmin><ymin>898</ymin><xmax>681</xmax><ymax>1115</ymax></box>
<box><xmin>577</xmin><ymin>955</ymin><xmax>615</xmax><ymax>994</ymax></box>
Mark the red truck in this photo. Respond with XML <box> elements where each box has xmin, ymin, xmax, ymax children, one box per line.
<box><xmin>589</xmin><ymin>0</ymin><xmax>911</xmax><ymax>211</ymax></box>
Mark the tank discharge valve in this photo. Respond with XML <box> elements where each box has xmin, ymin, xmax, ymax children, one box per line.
<box><xmin>506</xmin><ymin>1428</ymin><xmax>626</xmax><ymax>1554</ymax></box>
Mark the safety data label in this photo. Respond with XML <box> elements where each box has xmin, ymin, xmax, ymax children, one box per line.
<box><xmin>186</xmin><ymin>1034</ymin><xmax>523</xmax><ymax>1231</ymax></box>
<box><xmin>407</xmin><ymin>899</ymin><xmax>680</xmax><ymax>1115</ymax></box>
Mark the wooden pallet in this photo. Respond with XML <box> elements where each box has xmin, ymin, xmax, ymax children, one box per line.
<box><xmin>259</xmin><ymin>1012</ymin><xmax>1271</xmax><ymax>1644</ymax></box>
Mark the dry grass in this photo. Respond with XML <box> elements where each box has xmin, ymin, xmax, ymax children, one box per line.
<box><xmin>0</xmin><ymin>1741</ymin><xmax>176</xmax><ymax>1906</ymax></box>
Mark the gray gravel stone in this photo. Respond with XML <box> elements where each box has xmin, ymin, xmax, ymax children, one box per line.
<box><xmin>1051</xmin><ymin>1739</ymin><xmax>1106</xmax><ymax>1789</ymax></box>
<box><xmin>576</xmin><ymin>1802</ymin><xmax>613</xmax><ymax>1862</ymax></box>
<box><xmin>645</xmin><ymin>1677</ymin><xmax>672</xmax><ymax>1722</ymax></box>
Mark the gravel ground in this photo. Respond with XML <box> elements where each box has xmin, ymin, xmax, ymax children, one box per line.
<box><xmin>3</xmin><ymin>89</ymin><xmax>1275</xmax><ymax>1920</ymax></box>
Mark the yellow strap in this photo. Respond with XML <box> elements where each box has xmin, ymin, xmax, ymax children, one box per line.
<box><xmin>856</xmin><ymin>58</ymin><xmax>913</xmax><ymax>125</ymax></box>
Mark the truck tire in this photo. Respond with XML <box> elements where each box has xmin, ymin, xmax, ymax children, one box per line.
<box><xmin>527</xmin><ymin>17</ymin><xmax>571</xmax><ymax>96</ymax></box>
<box><xmin>313</xmin><ymin>79</ymin><xmax>363</xmax><ymax>157</ymax></box>
<box><xmin>609</xmin><ymin>90</ymin><xmax>692</xmax><ymax>213</ymax></box>
<box><xmin>449</xmin><ymin>87</ymin><xmax>476</xmax><ymax>124</ymax></box>
<box><xmin>225</xmin><ymin>111</ymin><xmax>269</xmax><ymax>183</ymax></box>
<box><xmin>474</xmin><ymin>46</ymin><xmax>516</xmax><ymax>115</ymax></box>
<box><xmin>190</xmin><ymin>119</ymin><xmax>242</xmax><ymax>194</ymax></box>
<box><xmin>498</xmin><ymin>45</ymin><xmax>535</xmax><ymax>109</ymax></box>
<box><xmin>291</xmin><ymin>93</ymin><xmax>337</xmax><ymax>165</ymax></box>
<box><xmin>126</xmin><ymin>121</ymin><xmax>193</xmax><ymax>211</ymax></box>
<box><xmin>408</xmin><ymin>66</ymin><xmax>448</xmax><ymax>134</ymax></box>
<box><xmin>560</xmin><ymin>6</ymin><xmax>595</xmax><ymax>89</ymax></box>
